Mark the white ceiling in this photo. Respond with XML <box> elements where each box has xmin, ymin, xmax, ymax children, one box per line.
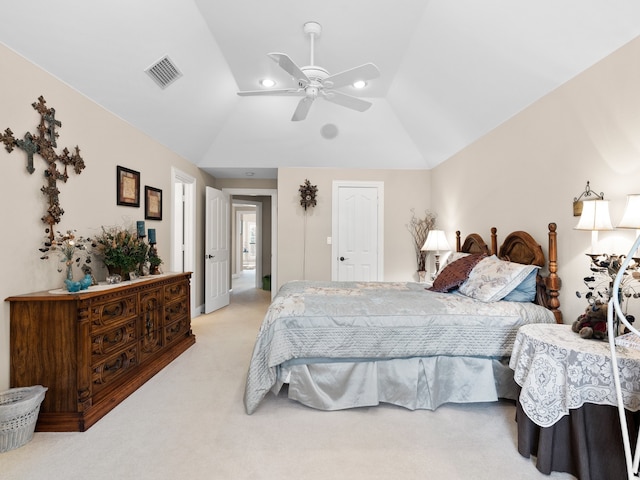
<box><xmin>1</xmin><ymin>1</ymin><xmax>639</xmax><ymax>179</ymax></box>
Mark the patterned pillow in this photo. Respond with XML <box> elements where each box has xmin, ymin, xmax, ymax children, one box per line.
<box><xmin>429</xmin><ymin>254</ymin><xmax>486</xmax><ymax>293</ymax></box>
<box><xmin>458</xmin><ymin>255</ymin><xmax>539</xmax><ymax>302</ymax></box>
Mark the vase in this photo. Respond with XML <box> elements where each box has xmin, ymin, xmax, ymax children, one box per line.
<box><xmin>66</xmin><ymin>263</ymin><xmax>74</xmax><ymax>282</ymax></box>
<box><xmin>417</xmin><ymin>270</ymin><xmax>426</xmax><ymax>283</ymax></box>
<box><xmin>106</xmin><ymin>265</ymin><xmax>126</xmax><ymax>282</ymax></box>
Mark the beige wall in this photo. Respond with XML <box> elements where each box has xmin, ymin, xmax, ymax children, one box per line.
<box><xmin>0</xmin><ymin>44</ymin><xmax>216</xmax><ymax>390</ymax></box>
<box><xmin>431</xmin><ymin>36</ymin><xmax>640</xmax><ymax>323</ymax></box>
<box><xmin>276</xmin><ymin>168</ymin><xmax>432</xmax><ymax>288</ymax></box>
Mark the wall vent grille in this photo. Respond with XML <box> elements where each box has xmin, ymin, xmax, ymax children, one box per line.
<box><xmin>145</xmin><ymin>55</ymin><xmax>183</xmax><ymax>89</ymax></box>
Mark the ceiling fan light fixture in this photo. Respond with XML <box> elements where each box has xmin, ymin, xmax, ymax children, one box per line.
<box><xmin>352</xmin><ymin>80</ymin><xmax>367</xmax><ymax>89</ymax></box>
<box><xmin>259</xmin><ymin>78</ymin><xmax>276</xmax><ymax>88</ymax></box>
<box><xmin>237</xmin><ymin>21</ymin><xmax>380</xmax><ymax>121</ymax></box>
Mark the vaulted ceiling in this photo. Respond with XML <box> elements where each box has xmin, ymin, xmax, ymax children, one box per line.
<box><xmin>2</xmin><ymin>1</ymin><xmax>639</xmax><ymax>179</ymax></box>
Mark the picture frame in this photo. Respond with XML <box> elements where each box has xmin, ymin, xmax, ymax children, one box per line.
<box><xmin>145</xmin><ymin>186</ymin><xmax>162</xmax><ymax>220</ymax></box>
<box><xmin>116</xmin><ymin>166</ymin><xmax>140</xmax><ymax>207</ymax></box>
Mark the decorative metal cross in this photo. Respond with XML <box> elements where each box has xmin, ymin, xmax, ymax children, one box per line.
<box><xmin>1</xmin><ymin>96</ymin><xmax>85</xmax><ymax>241</ymax></box>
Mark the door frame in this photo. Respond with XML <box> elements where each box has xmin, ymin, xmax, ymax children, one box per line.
<box><xmin>331</xmin><ymin>181</ymin><xmax>384</xmax><ymax>281</ymax></box>
<box><xmin>171</xmin><ymin>167</ymin><xmax>196</xmax><ymax>315</ymax></box>
<box><xmin>222</xmin><ymin>188</ymin><xmax>278</xmax><ymax>300</ymax></box>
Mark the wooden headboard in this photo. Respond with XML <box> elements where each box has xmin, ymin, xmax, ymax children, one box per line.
<box><xmin>455</xmin><ymin>223</ymin><xmax>562</xmax><ymax>324</ymax></box>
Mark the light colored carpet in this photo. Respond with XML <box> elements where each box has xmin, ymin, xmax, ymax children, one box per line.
<box><xmin>1</xmin><ymin>279</ymin><xmax>575</xmax><ymax>480</ymax></box>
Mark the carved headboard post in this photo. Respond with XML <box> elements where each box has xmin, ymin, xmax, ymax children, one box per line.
<box><xmin>455</xmin><ymin>231</ymin><xmax>461</xmax><ymax>252</ymax></box>
<box><xmin>490</xmin><ymin>227</ymin><xmax>498</xmax><ymax>255</ymax></box>
<box><xmin>544</xmin><ymin>222</ymin><xmax>562</xmax><ymax>324</ymax></box>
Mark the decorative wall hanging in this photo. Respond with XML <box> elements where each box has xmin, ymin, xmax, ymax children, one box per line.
<box><xmin>298</xmin><ymin>179</ymin><xmax>318</xmax><ymax>280</ymax></box>
<box><xmin>573</xmin><ymin>180</ymin><xmax>604</xmax><ymax>217</ymax></box>
<box><xmin>1</xmin><ymin>96</ymin><xmax>85</xmax><ymax>241</ymax></box>
<box><xmin>299</xmin><ymin>179</ymin><xmax>318</xmax><ymax>210</ymax></box>
<box><xmin>145</xmin><ymin>186</ymin><xmax>162</xmax><ymax>220</ymax></box>
<box><xmin>116</xmin><ymin>165</ymin><xmax>140</xmax><ymax>207</ymax></box>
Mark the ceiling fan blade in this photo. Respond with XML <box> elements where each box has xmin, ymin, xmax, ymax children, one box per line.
<box><xmin>323</xmin><ymin>63</ymin><xmax>380</xmax><ymax>89</ymax></box>
<box><xmin>237</xmin><ymin>88</ymin><xmax>304</xmax><ymax>96</ymax></box>
<box><xmin>291</xmin><ymin>97</ymin><xmax>314</xmax><ymax>122</ymax></box>
<box><xmin>268</xmin><ymin>53</ymin><xmax>310</xmax><ymax>85</ymax></box>
<box><xmin>322</xmin><ymin>90</ymin><xmax>372</xmax><ymax>112</ymax></box>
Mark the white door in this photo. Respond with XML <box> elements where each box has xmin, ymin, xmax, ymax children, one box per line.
<box><xmin>205</xmin><ymin>187</ymin><xmax>230</xmax><ymax>313</ymax></box>
<box><xmin>332</xmin><ymin>182</ymin><xmax>384</xmax><ymax>281</ymax></box>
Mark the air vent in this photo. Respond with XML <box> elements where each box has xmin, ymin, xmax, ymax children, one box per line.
<box><xmin>145</xmin><ymin>55</ymin><xmax>183</xmax><ymax>89</ymax></box>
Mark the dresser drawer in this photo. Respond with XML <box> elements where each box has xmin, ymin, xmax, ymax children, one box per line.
<box><xmin>90</xmin><ymin>294</ymin><xmax>137</xmax><ymax>330</ymax></box>
<box><xmin>164</xmin><ymin>317</ymin><xmax>191</xmax><ymax>345</ymax></box>
<box><xmin>164</xmin><ymin>298</ymin><xmax>189</xmax><ymax>324</ymax></box>
<box><xmin>164</xmin><ymin>281</ymin><xmax>188</xmax><ymax>303</ymax></box>
<box><xmin>91</xmin><ymin>319</ymin><xmax>137</xmax><ymax>359</ymax></box>
<box><xmin>92</xmin><ymin>345</ymin><xmax>138</xmax><ymax>393</ymax></box>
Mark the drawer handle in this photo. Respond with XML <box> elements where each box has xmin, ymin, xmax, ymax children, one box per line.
<box><xmin>103</xmin><ymin>303</ymin><xmax>125</xmax><ymax>317</ymax></box>
<box><xmin>104</xmin><ymin>329</ymin><xmax>124</xmax><ymax>345</ymax></box>
<box><xmin>104</xmin><ymin>357</ymin><xmax>123</xmax><ymax>371</ymax></box>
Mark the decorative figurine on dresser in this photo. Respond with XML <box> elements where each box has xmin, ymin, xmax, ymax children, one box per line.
<box><xmin>6</xmin><ymin>272</ymin><xmax>194</xmax><ymax>432</ymax></box>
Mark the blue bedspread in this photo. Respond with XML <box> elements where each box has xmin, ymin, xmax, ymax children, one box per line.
<box><xmin>244</xmin><ymin>280</ymin><xmax>555</xmax><ymax>414</ymax></box>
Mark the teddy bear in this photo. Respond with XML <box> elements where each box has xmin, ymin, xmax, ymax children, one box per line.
<box><xmin>572</xmin><ymin>302</ymin><xmax>608</xmax><ymax>340</ymax></box>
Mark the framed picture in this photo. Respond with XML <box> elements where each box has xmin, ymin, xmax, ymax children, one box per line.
<box><xmin>116</xmin><ymin>166</ymin><xmax>140</xmax><ymax>207</ymax></box>
<box><xmin>145</xmin><ymin>186</ymin><xmax>162</xmax><ymax>220</ymax></box>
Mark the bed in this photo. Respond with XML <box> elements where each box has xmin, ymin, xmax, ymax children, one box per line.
<box><xmin>244</xmin><ymin>223</ymin><xmax>562</xmax><ymax>414</ymax></box>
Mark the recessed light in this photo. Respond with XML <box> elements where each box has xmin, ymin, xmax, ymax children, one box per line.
<box><xmin>245</xmin><ymin>171</ymin><xmax>255</xmax><ymax>177</ymax></box>
<box><xmin>260</xmin><ymin>78</ymin><xmax>276</xmax><ymax>88</ymax></box>
<box><xmin>352</xmin><ymin>80</ymin><xmax>367</xmax><ymax>89</ymax></box>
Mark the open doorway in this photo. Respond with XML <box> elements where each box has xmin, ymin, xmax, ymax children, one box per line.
<box><xmin>232</xmin><ymin>200</ymin><xmax>258</xmax><ymax>293</ymax></box>
<box><xmin>223</xmin><ymin>188</ymin><xmax>277</xmax><ymax>301</ymax></box>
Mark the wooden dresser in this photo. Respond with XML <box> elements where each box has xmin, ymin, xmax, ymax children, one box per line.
<box><xmin>6</xmin><ymin>272</ymin><xmax>195</xmax><ymax>432</ymax></box>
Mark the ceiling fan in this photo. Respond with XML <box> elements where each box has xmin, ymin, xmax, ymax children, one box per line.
<box><xmin>237</xmin><ymin>21</ymin><xmax>380</xmax><ymax>121</ymax></box>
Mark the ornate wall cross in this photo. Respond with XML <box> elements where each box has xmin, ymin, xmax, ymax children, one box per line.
<box><xmin>1</xmin><ymin>96</ymin><xmax>85</xmax><ymax>241</ymax></box>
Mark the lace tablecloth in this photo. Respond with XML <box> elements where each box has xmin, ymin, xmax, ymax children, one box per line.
<box><xmin>510</xmin><ymin>323</ymin><xmax>640</xmax><ymax>427</ymax></box>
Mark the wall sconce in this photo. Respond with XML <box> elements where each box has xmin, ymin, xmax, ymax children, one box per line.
<box><xmin>573</xmin><ymin>181</ymin><xmax>604</xmax><ymax>217</ymax></box>
<box><xmin>574</xmin><ymin>199</ymin><xmax>613</xmax><ymax>253</ymax></box>
<box><xmin>422</xmin><ymin>230</ymin><xmax>451</xmax><ymax>278</ymax></box>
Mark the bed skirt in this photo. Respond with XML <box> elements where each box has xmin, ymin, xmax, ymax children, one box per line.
<box><xmin>274</xmin><ymin>356</ymin><xmax>517</xmax><ymax>411</ymax></box>
<box><xmin>516</xmin><ymin>398</ymin><xmax>640</xmax><ymax>480</ymax></box>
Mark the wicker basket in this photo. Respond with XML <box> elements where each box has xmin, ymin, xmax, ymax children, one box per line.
<box><xmin>0</xmin><ymin>385</ymin><xmax>47</xmax><ymax>453</ymax></box>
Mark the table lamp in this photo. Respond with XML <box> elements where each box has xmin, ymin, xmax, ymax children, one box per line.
<box><xmin>617</xmin><ymin>194</ymin><xmax>640</xmax><ymax>251</ymax></box>
<box><xmin>574</xmin><ymin>199</ymin><xmax>613</xmax><ymax>254</ymax></box>
<box><xmin>422</xmin><ymin>230</ymin><xmax>451</xmax><ymax>278</ymax></box>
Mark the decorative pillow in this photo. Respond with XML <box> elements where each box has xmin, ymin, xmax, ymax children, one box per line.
<box><xmin>429</xmin><ymin>254</ymin><xmax>486</xmax><ymax>293</ymax></box>
<box><xmin>502</xmin><ymin>268</ymin><xmax>539</xmax><ymax>302</ymax></box>
<box><xmin>432</xmin><ymin>252</ymin><xmax>469</xmax><ymax>281</ymax></box>
<box><xmin>458</xmin><ymin>255</ymin><xmax>539</xmax><ymax>302</ymax></box>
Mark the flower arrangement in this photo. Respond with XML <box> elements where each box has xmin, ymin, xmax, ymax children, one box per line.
<box><xmin>406</xmin><ymin>209</ymin><xmax>436</xmax><ymax>272</ymax></box>
<box><xmin>148</xmin><ymin>244</ymin><xmax>163</xmax><ymax>274</ymax></box>
<box><xmin>39</xmin><ymin>229</ymin><xmax>90</xmax><ymax>280</ymax></box>
<box><xmin>89</xmin><ymin>224</ymin><xmax>148</xmax><ymax>279</ymax></box>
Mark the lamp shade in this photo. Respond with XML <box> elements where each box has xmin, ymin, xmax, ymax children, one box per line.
<box><xmin>421</xmin><ymin>230</ymin><xmax>451</xmax><ymax>252</ymax></box>
<box><xmin>574</xmin><ymin>200</ymin><xmax>613</xmax><ymax>231</ymax></box>
<box><xmin>618</xmin><ymin>194</ymin><xmax>640</xmax><ymax>229</ymax></box>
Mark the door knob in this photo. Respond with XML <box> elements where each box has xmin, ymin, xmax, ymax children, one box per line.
<box><xmin>339</xmin><ymin>256</ymin><xmax>348</xmax><ymax>261</ymax></box>
<box><xmin>206</xmin><ymin>254</ymin><xmax>215</xmax><ymax>259</ymax></box>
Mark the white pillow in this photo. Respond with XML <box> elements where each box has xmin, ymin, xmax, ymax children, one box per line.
<box><xmin>458</xmin><ymin>255</ymin><xmax>539</xmax><ymax>302</ymax></box>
